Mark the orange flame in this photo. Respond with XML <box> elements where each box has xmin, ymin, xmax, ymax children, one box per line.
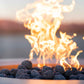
<box><xmin>16</xmin><ymin>0</ymin><xmax>83</xmax><ymax>70</ymax></box>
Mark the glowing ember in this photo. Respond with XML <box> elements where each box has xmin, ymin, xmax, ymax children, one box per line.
<box><xmin>16</xmin><ymin>0</ymin><xmax>83</xmax><ymax>70</ymax></box>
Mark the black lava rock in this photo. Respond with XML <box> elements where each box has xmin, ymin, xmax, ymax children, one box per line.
<box><xmin>69</xmin><ymin>75</ymin><xmax>78</xmax><ymax>80</ymax></box>
<box><xmin>0</xmin><ymin>69</ymin><xmax>10</xmax><ymax>75</ymax></box>
<box><xmin>0</xmin><ymin>74</ymin><xmax>7</xmax><ymax>77</ymax></box>
<box><xmin>54</xmin><ymin>72</ymin><xmax>61</xmax><ymax>75</ymax></box>
<box><xmin>72</xmin><ymin>67</ymin><xmax>78</xmax><ymax>75</ymax></box>
<box><xmin>42</xmin><ymin>66</ymin><xmax>52</xmax><ymax>72</ymax></box>
<box><xmin>77</xmin><ymin>74</ymin><xmax>84</xmax><ymax>79</ymax></box>
<box><xmin>72</xmin><ymin>67</ymin><xmax>77</xmax><ymax>72</ymax></box>
<box><xmin>18</xmin><ymin>65</ymin><xmax>27</xmax><ymax>69</ymax></box>
<box><xmin>16</xmin><ymin>69</ymin><xmax>31</xmax><ymax>78</ymax></box>
<box><xmin>21</xmin><ymin>60</ymin><xmax>32</xmax><ymax>69</ymax></box>
<box><xmin>10</xmin><ymin>69</ymin><xmax>17</xmax><ymax>77</ymax></box>
<box><xmin>8</xmin><ymin>75</ymin><xmax>14</xmax><ymax>78</ymax></box>
<box><xmin>76</xmin><ymin>71</ymin><xmax>82</xmax><ymax>75</ymax></box>
<box><xmin>64</xmin><ymin>69</ymin><xmax>73</xmax><ymax>79</ymax></box>
<box><xmin>42</xmin><ymin>70</ymin><xmax>54</xmax><ymax>79</ymax></box>
<box><xmin>54</xmin><ymin>75</ymin><xmax>65</xmax><ymax>80</ymax></box>
<box><xmin>81</xmin><ymin>69</ymin><xmax>84</xmax><ymax>74</ymax></box>
<box><xmin>1</xmin><ymin>60</ymin><xmax>84</xmax><ymax>80</ymax></box>
<box><xmin>32</xmin><ymin>67</ymin><xmax>41</xmax><ymax>71</ymax></box>
<box><xmin>31</xmin><ymin>70</ymin><xmax>41</xmax><ymax>78</ymax></box>
<box><xmin>32</xmin><ymin>76</ymin><xmax>41</xmax><ymax>79</ymax></box>
<box><xmin>55</xmin><ymin>65</ymin><xmax>65</xmax><ymax>74</ymax></box>
<box><xmin>16</xmin><ymin>73</ymin><xmax>30</xmax><ymax>79</ymax></box>
<box><xmin>26</xmin><ymin>70</ymin><xmax>31</xmax><ymax>74</ymax></box>
<box><xmin>79</xmin><ymin>75</ymin><xmax>84</xmax><ymax>80</ymax></box>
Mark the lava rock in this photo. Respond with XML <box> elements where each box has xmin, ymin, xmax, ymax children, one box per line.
<box><xmin>32</xmin><ymin>67</ymin><xmax>41</xmax><ymax>71</ymax></box>
<box><xmin>18</xmin><ymin>65</ymin><xmax>27</xmax><ymax>69</ymax></box>
<box><xmin>16</xmin><ymin>69</ymin><xmax>31</xmax><ymax>78</ymax></box>
<box><xmin>32</xmin><ymin>76</ymin><xmax>41</xmax><ymax>79</ymax></box>
<box><xmin>21</xmin><ymin>60</ymin><xmax>32</xmax><ymax>69</ymax></box>
<box><xmin>77</xmin><ymin>74</ymin><xmax>84</xmax><ymax>79</ymax></box>
<box><xmin>54</xmin><ymin>74</ymin><xmax>65</xmax><ymax>80</ymax></box>
<box><xmin>0</xmin><ymin>69</ymin><xmax>10</xmax><ymax>75</ymax></box>
<box><xmin>64</xmin><ymin>69</ymin><xmax>73</xmax><ymax>79</ymax></box>
<box><xmin>16</xmin><ymin>73</ymin><xmax>30</xmax><ymax>79</ymax></box>
<box><xmin>54</xmin><ymin>72</ymin><xmax>61</xmax><ymax>75</ymax></box>
<box><xmin>26</xmin><ymin>70</ymin><xmax>31</xmax><ymax>74</ymax></box>
<box><xmin>76</xmin><ymin>71</ymin><xmax>82</xmax><ymax>75</ymax></box>
<box><xmin>42</xmin><ymin>66</ymin><xmax>52</xmax><ymax>72</ymax></box>
<box><xmin>72</xmin><ymin>67</ymin><xmax>77</xmax><ymax>75</ymax></box>
<box><xmin>10</xmin><ymin>69</ymin><xmax>17</xmax><ymax>77</ymax></box>
<box><xmin>42</xmin><ymin>70</ymin><xmax>54</xmax><ymax>79</ymax></box>
<box><xmin>72</xmin><ymin>67</ymin><xmax>77</xmax><ymax>72</ymax></box>
<box><xmin>31</xmin><ymin>70</ymin><xmax>41</xmax><ymax>78</ymax></box>
<box><xmin>55</xmin><ymin>65</ymin><xmax>65</xmax><ymax>74</ymax></box>
<box><xmin>69</xmin><ymin>75</ymin><xmax>78</xmax><ymax>80</ymax></box>
<box><xmin>79</xmin><ymin>75</ymin><xmax>84</xmax><ymax>80</ymax></box>
<box><xmin>81</xmin><ymin>69</ymin><xmax>84</xmax><ymax>74</ymax></box>
<box><xmin>8</xmin><ymin>75</ymin><xmax>14</xmax><ymax>78</ymax></box>
<box><xmin>0</xmin><ymin>74</ymin><xmax>7</xmax><ymax>77</ymax></box>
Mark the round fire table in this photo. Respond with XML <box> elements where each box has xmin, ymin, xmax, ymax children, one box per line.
<box><xmin>0</xmin><ymin>59</ymin><xmax>84</xmax><ymax>84</ymax></box>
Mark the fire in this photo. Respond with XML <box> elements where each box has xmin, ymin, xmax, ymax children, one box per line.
<box><xmin>16</xmin><ymin>0</ymin><xmax>83</xmax><ymax>70</ymax></box>
<box><xmin>73</xmin><ymin>33</ymin><xmax>77</xmax><ymax>37</ymax></box>
<box><xmin>82</xmin><ymin>36</ymin><xmax>84</xmax><ymax>40</ymax></box>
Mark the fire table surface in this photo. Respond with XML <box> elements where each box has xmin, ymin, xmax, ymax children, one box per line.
<box><xmin>0</xmin><ymin>78</ymin><xmax>84</xmax><ymax>84</ymax></box>
<box><xmin>0</xmin><ymin>59</ymin><xmax>84</xmax><ymax>84</ymax></box>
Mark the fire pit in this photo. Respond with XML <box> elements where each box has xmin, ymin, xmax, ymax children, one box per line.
<box><xmin>0</xmin><ymin>0</ymin><xmax>84</xmax><ymax>83</ymax></box>
<box><xmin>0</xmin><ymin>59</ymin><xmax>84</xmax><ymax>84</ymax></box>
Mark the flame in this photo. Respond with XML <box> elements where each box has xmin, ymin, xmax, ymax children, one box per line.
<box><xmin>73</xmin><ymin>33</ymin><xmax>77</xmax><ymax>37</ymax></box>
<box><xmin>82</xmin><ymin>36</ymin><xmax>84</xmax><ymax>40</ymax></box>
<box><xmin>16</xmin><ymin>0</ymin><xmax>83</xmax><ymax>70</ymax></box>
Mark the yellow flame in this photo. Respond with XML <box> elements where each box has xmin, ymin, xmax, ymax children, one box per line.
<box><xmin>16</xmin><ymin>0</ymin><xmax>82</xmax><ymax>70</ymax></box>
<box><xmin>82</xmin><ymin>36</ymin><xmax>84</xmax><ymax>40</ymax></box>
<box><xmin>73</xmin><ymin>33</ymin><xmax>77</xmax><ymax>37</ymax></box>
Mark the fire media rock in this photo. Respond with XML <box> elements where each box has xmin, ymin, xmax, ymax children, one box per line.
<box><xmin>0</xmin><ymin>60</ymin><xmax>84</xmax><ymax>80</ymax></box>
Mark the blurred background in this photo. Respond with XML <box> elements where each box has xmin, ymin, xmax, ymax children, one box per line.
<box><xmin>0</xmin><ymin>0</ymin><xmax>84</xmax><ymax>59</ymax></box>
